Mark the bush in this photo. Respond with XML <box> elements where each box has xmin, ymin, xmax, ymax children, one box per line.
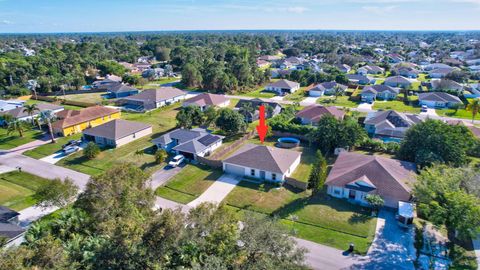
<box><xmin>84</xmin><ymin>142</ymin><xmax>100</xmax><ymax>159</ymax></box>
<box><xmin>155</xmin><ymin>149</ymin><xmax>168</xmax><ymax>164</ymax></box>
<box><xmin>359</xmin><ymin>138</ymin><xmax>400</xmax><ymax>155</ymax></box>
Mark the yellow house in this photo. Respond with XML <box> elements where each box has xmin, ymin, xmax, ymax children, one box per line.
<box><xmin>52</xmin><ymin>106</ymin><xmax>121</xmax><ymax>136</ymax></box>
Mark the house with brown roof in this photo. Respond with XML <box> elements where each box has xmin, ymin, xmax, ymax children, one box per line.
<box><xmin>52</xmin><ymin>106</ymin><xmax>121</xmax><ymax>136</ymax></box>
<box><xmin>296</xmin><ymin>105</ymin><xmax>345</xmax><ymax>125</ymax></box>
<box><xmin>83</xmin><ymin>119</ymin><xmax>152</xmax><ymax>148</ymax></box>
<box><xmin>326</xmin><ymin>152</ymin><xmax>417</xmax><ymax>208</ymax></box>
<box><xmin>117</xmin><ymin>87</ymin><xmax>187</xmax><ymax>112</ymax></box>
<box><xmin>182</xmin><ymin>93</ymin><xmax>230</xmax><ymax>111</ymax></box>
<box><xmin>265</xmin><ymin>79</ymin><xmax>300</xmax><ymax>95</ymax></box>
<box><xmin>223</xmin><ymin>144</ymin><xmax>301</xmax><ymax>182</ymax></box>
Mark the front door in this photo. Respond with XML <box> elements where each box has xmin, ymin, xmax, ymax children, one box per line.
<box><xmin>349</xmin><ymin>190</ymin><xmax>356</xmax><ymax>199</ymax></box>
<box><xmin>260</xmin><ymin>171</ymin><xmax>266</xmax><ymax>180</ymax></box>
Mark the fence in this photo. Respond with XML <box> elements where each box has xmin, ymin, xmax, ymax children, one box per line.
<box><xmin>196</xmin><ymin>156</ymin><xmax>223</xmax><ymax>168</ymax></box>
<box><xmin>34</xmin><ymin>95</ymin><xmax>97</xmax><ymax>108</ymax></box>
<box><xmin>284</xmin><ymin>177</ymin><xmax>308</xmax><ymax>191</ymax></box>
<box><xmin>37</xmin><ymin>89</ymin><xmax>107</xmax><ymax>96</ymax></box>
<box><xmin>208</xmin><ymin>130</ymin><xmax>255</xmax><ymax>160</ymax></box>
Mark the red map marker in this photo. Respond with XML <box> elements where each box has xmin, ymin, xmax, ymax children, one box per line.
<box><xmin>256</xmin><ymin>105</ymin><xmax>268</xmax><ymax>143</ymax></box>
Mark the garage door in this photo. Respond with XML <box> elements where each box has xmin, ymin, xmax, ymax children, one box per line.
<box><xmin>224</xmin><ymin>164</ymin><xmax>245</xmax><ymax>176</ymax></box>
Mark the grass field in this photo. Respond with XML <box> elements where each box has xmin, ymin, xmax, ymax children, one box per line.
<box><xmin>23</xmin><ymin>134</ymin><xmax>82</xmax><ymax>159</ymax></box>
<box><xmin>372</xmin><ymin>100</ymin><xmax>421</xmax><ymax>113</ymax></box>
<box><xmin>155</xmin><ymin>164</ymin><xmax>223</xmax><ymax>204</ymax></box>
<box><xmin>0</xmin><ymin>128</ymin><xmax>44</xmax><ymax>150</ymax></box>
<box><xmin>26</xmin><ymin>99</ymin><xmax>84</xmax><ymax>111</ymax></box>
<box><xmin>240</xmin><ymin>82</ymin><xmax>278</xmax><ymax>99</ymax></box>
<box><xmin>0</xmin><ymin>172</ymin><xmax>50</xmax><ymax>211</ymax></box>
<box><xmin>56</xmin><ymin>92</ymin><xmax>106</xmax><ymax>104</ymax></box>
<box><xmin>317</xmin><ymin>96</ymin><xmax>360</xmax><ymax>108</ymax></box>
<box><xmin>284</xmin><ymin>87</ymin><xmax>308</xmax><ymax>102</ymax></box>
<box><xmin>225</xmin><ymin>181</ymin><xmax>377</xmax><ymax>254</ymax></box>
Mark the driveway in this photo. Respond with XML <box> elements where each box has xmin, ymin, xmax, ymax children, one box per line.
<box><xmin>300</xmin><ymin>97</ymin><xmax>319</xmax><ymax>106</ymax></box>
<box><xmin>150</xmin><ymin>163</ymin><xmax>185</xmax><ymax>190</ymax></box>
<box><xmin>419</xmin><ymin>108</ymin><xmax>438</xmax><ymax>118</ymax></box>
<box><xmin>270</xmin><ymin>96</ymin><xmax>284</xmax><ymax>102</ymax></box>
<box><xmin>39</xmin><ymin>142</ymin><xmax>87</xmax><ymax>164</ymax></box>
<box><xmin>357</xmin><ymin>102</ymin><xmax>374</xmax><ymax>112</ymax></box>
<box><xmin>187</xmin><ymin>174</ymin><xmax>241</xmax><ymax>208</ymax></box>
<box><xmin>351</xmin><ymin>210</ymin><xmax>415</xmax><ymax>269</ymax></box>
<box><xmin>1</xmin><ymin>135</ymin><xmax>51</xmax><ymax>155</ymax></box>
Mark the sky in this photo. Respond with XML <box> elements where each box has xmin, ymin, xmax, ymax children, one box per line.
<box><xmin>0</xmin><ymin>0</ymin><xmax>479</xmax><ymax>33</ymax></box>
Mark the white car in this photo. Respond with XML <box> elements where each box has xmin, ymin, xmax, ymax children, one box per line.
<box><xmin>421</xmin><ymin>105</ymin><xmax>428</xmax><ymax>112</ymax></box>
<box><xmin>63</xmin><ymin>145</ymin><xmax>80</xmax><ymax>155</ymax></box>
<box><xmin>168</xmin><ymin>155</ymin><xmax>185</xmax><ymax>167</ymax></box>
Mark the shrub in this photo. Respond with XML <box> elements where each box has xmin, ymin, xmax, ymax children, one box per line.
<box><xmin>154</xmin><ymin>149</ymin><xmax>168</xmax><ymax>164</ymax></box>
<box><xmin>84</xmin><ymin>142</ymin><xmax>100</xmax><ymax>159</ymax></box>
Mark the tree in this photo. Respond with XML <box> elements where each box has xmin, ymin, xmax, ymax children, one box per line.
<box><xmin>203</xmin><ymin>106</ymin><xmax>218</xmax><ymax>127</ymax></box>
<box><xmin>33</xmin><ymin>178</ymin><xmax>78</xmax><ymax>208</ymax></box>
<box><xmin>22</xmin><ymin>103</ymin><xmax>39</xmax><ymax>125</ymax></box>
<box><xmin>84</xmin><ymin>142</ymin><xmax>100</xmax><ymax>159</ymax></box>
<box><xmin>398</xmin><ymin>119</ymin><xmax>476</xmax><ymax>167</ymax></box>
<box><xmin>176</xmin><ymin>105</ymin><xmax>203</xmax><ymax>128</ymax></box>
<box><xmin>155</xmin><ymin>46</ymin><xmax>171</xmax><ymax>61</ymax></box>
<box><xmin>39</xmin><ymin>110</ymin><xmax>56</xmax><ymax>143</ymax></box>
<box><xmin>445</xmin><ymin>70</ymin><xmax>468</xmax><ymax>83</ymax></box>
<box><xmin>97</xmin><ymin>60</ymin><xmax>127</xmax><ymax>76</ymax></box>
<box><xmin>154</xmin><ymin>149</ymin><xmax>168</xmax><ymax>164</ymax></box>
<box><xmin>6</xmin><ymin>117</ymin><xmax>27</xmax><ymax>137</ymax></box>
<box><xmin>466</xmin><ymin>98</ymin><xmax>480</xmax><ymax>124</ymax></box>
<box><xmin>308</xmin><ymin>150</ymin><xmax>327</xmax><ymax>193</ymax></box>
<box><xmin>181</xmin><ymin>63</ymin><xmax>203</xmax><ymax>88</ymax></box>
<box><xmin>215</xmin><ymin>108</ymin><xmax>246</xmax><ymax>136</ymax></box>
<box><xmin>365</xmin><ymin>194</ymin><xmax>384</xmax><ymax>212</ymax></box>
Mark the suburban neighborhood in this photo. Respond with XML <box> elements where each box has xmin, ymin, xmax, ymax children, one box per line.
<box><xmin>0</xmin><ymin>2</ymin><xmax>480</xmax><ymax>270</ymax></box>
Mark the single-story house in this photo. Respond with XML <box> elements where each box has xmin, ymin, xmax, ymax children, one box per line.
<box><xmin>424</xmin><ymin>63</ymin><xmax>452</xmax><ymax>71</ymax></box>
<box><xmin>117</xmin><ymin>87</ymin><xmax>187</xmax><ymax>112</ymax></box>
<box><xmin>384</xmin><ymin>76</ymin><xmax>414</xmax><ymax>88</ymax></box>
<box><xmin>82</xmin><ymin>119</ymin><xmax>152</xmax><ymax>148</ymax></box>
<box><xmin>182</xmin><ymin>93</ymin><xmax>230</xmax><ymax>111</ymax></box>
<box><xmin>235</xmin><ymin>99</ymin><xmax>282</xmax><ymax>122</ymax></box>
<box><xmin>223</xmin><ymin>144</ymin><xmax>301</xmax><ymax>182</ymax></box>
<box><xmin>428</xmin><ymin>68</ymin><xmax>455</xmax><ymax>78</ymax></box>
<box><xmin>346</xmin><ymin>74</ymin><xmax>373</xmax><ymax>85</ymax></box>
<box><xmin>430</xmin><ymin>79</ymin><xmax>464</xmax><ymax>93</ymax></box>
<box><xmin>0</xmin><ymin>103</ymin><xmax>64</xmax><ymax>122</ymax></box>
<box><xmin>394</xmin><ymin>67</ymin><xmax>420</xmax><ymax>78</ymax></box>
<box><xmin>270</xmin><ymin>69</ymin><xmax>292</xmax><ymax>78</ymax></box>
<box><xmin>357</xmin><ymin>65</ymin><xmax>384</xmax><ymax>75</ymax></box>
<box><xmin>152</xmin><ymin>128</ymin><xmax>223</xmax><ymax>160</ymax></box>
<box><xmin>325</xmin><ymin>152</ymin><xmax>417</xmax><ymax>208</ymax></box>
<box><xmin>386</xmin><ymin>53</ymin><xmax>405</xmax><ymax>63</ymax></box>
<box><xmin>0</xmin><ymin>206</ymin><xmax>25</xmax><ymax>244</ymax></box>
<box><xmin>92</xmin><ymin>78</ymin><xmax>122</xmax><ymax>90</ymax></box>
<box><xmin>52</xmin><ymin>106</ymin><xmax>121</xmax><ymax>136</ymax></box>
<box><xmin>418</xmin><ymin>92</ymin><xmax>463</xmax><ymax>108</ymax></box>
<box><xmin>361</xmin><ymin>85</ymin><xmax>400</xmax><ymax>102</ymax></box>
<box><xmin>106</xmin><ymin>84</ymin><xmax>140</xmax><ymax>98</ymax></box>
<box><xmin>265</xmin><ymin>79</ymin><xmax>300</xmax><ymax>95</ymax></box>
<box><xmin>308</xmin><ymin>82</ymin><xmax>347</xmax><ymax>97</ymax></box>
<box><xmin>336</xmin><ymin>64</ymin><xmax>351</xmax><ymax>73</ymax></box>
<box><xmin>296</xmin><ymin>105</ymin><xmax>345</xmax><ymax>125</ymax></box>
<box><xmin>364</xmin><ymin>110</ymin><xmax>422</xmax><ymax>139</ymax></box>
<box><xmin>0</xmin><ymin>99</ymin><xmax>25</xmax><ymax>112</ymax></box>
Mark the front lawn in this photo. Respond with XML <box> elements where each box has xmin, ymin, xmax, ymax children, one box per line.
<box><xmin>0</xmin><ymin>128</ymin><xmax>44</xmax><ymax>150</ymax></box>
<box><xmin>317</xmin><ymin>96</ymin><xmax>359</xmax><ymax>108</ymax></box>
<box><xmin>240</xmin><ymin>83</ymin><xmax>277</xmax><ymax>99</ymax></box>
<box><xmin>284</xmin><ymin>87</ymin><xmax>308</xmax><ymax>102</ymax></box>
<box><xmin>224</xmin><ymin>181</ymin><xmax>377</xmax><ymax>254</ymax></box>
<box><xmin>372</xmin><ymin>100</ymin><xmax>421</xmax><ymax>113</ymax></box>
<box><xmin>155</xmin><ymin>164</ymin><xmax>223</xmax><ymax>204</ymax></box>
<box><xmin>23</xmin><ymin>134</ymin><xmax>82</xmax><ymax>159</ymax></box>
<box><xmin>0</xmin><ymin>171</ymin><xmax>50</xmax><ymax>211</ymax></box>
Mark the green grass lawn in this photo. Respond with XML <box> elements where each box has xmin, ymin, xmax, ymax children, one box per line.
<box><xmin>0</xmin><ymin>128</ymin><xmax>44</xmax><ymax>150</ymax></box>
<box><xmin>240</xmin><ymin>83</ymin><xmax>277</xmax><ymax>99</ymax></box>
<box><xmin>0</xmin><ymin>171</ymin><xmax>50</xmax><ymax>211</ymax></box>
<box><xmin>136</xmin><ymin>77</ymin><xmax>180</xmax><ymax>89</ymax></box>
<box><xmin>26</xmin><ymin>99</ymin><xmax>84</xmax><ymax>110</ymax></box>
<box><xmin>53</xmin><ymin>92</ymin><xmax>106</xmax><ymax>104</ymax></box>
<box><xmin>155</xmin><ymin>164</ymin><xmax>223</xmax><ymax>204</ymax></box>
<box><xmin>436</xmin><ymin>108</ymin><xmax>477</xmax><ymax>120</ymax></box>
<box><xmin>317</xmin><ymin>96</ymin><xmax>360</xmax><ymax>108</ymax></box>
<box><xmin>227</xmin><ymin>98</ymin><xmax>239</xmax><ymax>109</ymax></box>
<box><xmin>284</xmin><ymin>87</ymin><xmax>308</xmax><ymax>102</ymax></box>
<box><xmin>372</xmin><ymin>99</ymin><xmax>421</xmax><ymax>113</ymax></box>
<box><xmin>224</xmin><ymin>181</ymin><xmax>377</xmax><ymax>254</ymax></box>
<box><xmin>23</xmin><ymin>134</ymin><xmax>82</xmax><ymax>159</ymax></box>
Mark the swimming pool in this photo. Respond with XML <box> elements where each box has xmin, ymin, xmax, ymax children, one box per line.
<box><xmin>277</xmin><ymin>137</ymin><xmax>301</xmax><ymax>148</ymax></box>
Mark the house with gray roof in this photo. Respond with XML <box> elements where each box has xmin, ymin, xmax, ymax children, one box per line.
<box><xmin>357</xmin><ymin>65</ymin><xmax>385</xmax><ymax>76</ymax></box>
<box><xmin>182</xmin><ymin>93</ymin><xmax>230</xmax><ymax>111</ymax></box>
<box><xmin>346</xmin><ymin>74</ymin><xmax>374</xmax><ymax>85</ymax></box>
<box><xmin>265</xmin><ymin>79</ymin><xmax>300</xmax><ymax>95</ymax></box>
<box><xmin>364</xmin><ymin>110</ymin><xmax>422</xmax><ymax>139</ymax></box>
<box><xmin>308</xmin><ymin>81</ymin><xmax>347</xmax><ymax>97</ymax></box>
<box><xmin>384</xmin><ymin>76</ymin><xmax>415</xmax><ymax>88</ymax></box>
<box><xmin>106</xmin><ymin>84</ymin><xmax>139</xmax><ymax>98</ymax></box>
<box><xmin>223</xmin><ymin>144</ymin><xmax>301</xmax><ymax>182</ymax></box>
<box><xmin>430</xmin><ymin>79</ymin><xmax>463</xmax><ymax>93</ymax></box>
<box><xmin>117</xmin><ymin>87</ymin><xmax>187</xmax><ymax>112</ymax></box>
<box><xmin>0</xmin><ymin>103</ymin><xmax>64</xmax><ymax>122</ymax></box>
<box><xmin>83</xmin><ymin>119</ymin><xmax>152</xmax><ymax>148</ymax></box>
<box><xmin>326</xmin><ymin>152</ymin><xmax>417</xmax><ymax>208</ymax></box>
<box><xmin>0</xmin><ymin>99</ymin><xmax>25</xmax><ymax>112</ymax></box>
<box><xmin>361</xmin><ymin>85</ymin><xmax>400</xmax><ymax>102</ymax></box>
<box><xmin>428</xmin><ymin>67</ymin><xmax>455</xmax><ymax>78</ymax></box>
<box><xmin>296</xmin><ymin>105</ymin><xmax>345</xmax><ymax>125</ymax></box>
<box><xmin>418</xmin><ymin>92</ymin><xmax>462</xmax><ymax>108</ymax></box>
<box><xmin>235</xmin><ymin>99</ymin><xmax>282</xmax><ymax>122</ymax></box>
<box><xmin>0</xmin><ymin>206</ymin><xmax>25</xmax><ymax>244</ymax></box>
<box><xmin>152</xmin><ymin>128</ymin><xmax>223</xmax><ymax>160</ymax></box>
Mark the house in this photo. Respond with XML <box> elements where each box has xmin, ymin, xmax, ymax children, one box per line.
<box><xmin>394</xmin><ymin>67</ymin><xmax>420</xmax><ymax>78</ymax></box>
<box><xmin>325</xmin><ymin>152</ymin><xmax>417</xmax><ymax>208</ymax></box>
<box><xmin>82</xmin><ymin>119</ymin><xmax>152</xmax><ymax>148</ymax></box>
<box><xmin>223</xmin><ymin>144</ymin><xmax>301</xmax><ymax>182</ymax></box>
<box><xmin>270</xmin><ymin>69</ymin><xmax>292</xmax><ymax>78</ymax></box>
<box><xmin>235</xmin><ymin>99</ymin><xmax>282</xmax><ymax>122</ymax></box>
<box><xmin>0</xmin><ymin>103</ymin><xmax>64</xmax><ymax>122</ymax></box>
<box><xmin>265</xmin><ymin>79</ymin><xmax>300</xmax><ymax>95</ymax></box>
<box><xmin>295</xmin><ymin>105</ymin><xmax>345</xmax><ymax>125</ymax></box>
<box><xmin>361</xmin><ymin>85</ymin><xmax>400</xmax><ymax>102</ymax></box>
<box><xmin>384</xmin><ymin>76</ymin><xmax>414</xmax><ymax>88</ymax></box>
<box><xmin>0</xmin><ymin>99</ymin><xmax>25</xmax><ymax>112</ymax></box>
<box><xmin>430</xmin><ymin>79</ymin><xmax>464</xmax><ymax>93</ymax></box>
<box><xmin>52</xmin><ymin>106</ymin><xmax>121</xmax><ymax>136</ymax></box>
<box><xmin>418</xmin><ymin>92</ymin><xmax>463</xmax><ymax>108</ymax></box>
<box><xmin>92</xmin><ymin>78</ymin><xmax>122</xmax><ymax>90</ymax></box>
<box><xmin>118</xmin><ymin>87</ymin><xmax>187</xmax><ymax>112</ymax></box>
<box><xmin>424</xmin><ymin>63</ymin><xmax>452</xmax><ymax>71</ymax></box>
<box><xmin>258</xmin><ymin>55</ymin><xmax>281</xmax><ymax>61</ymax></box>
<box><xmin>152</xmin><ymin>128</ymin><xmax>223</xmax><ymax>160</ymax></box>
<box><xmin>106</xmin><ymin>84</ymin><xmax>140</xmax><ymax>98</ymax></box>
<box><xmin>386</xmin><ymin>53</ymin><xmax>405</xmax><ymax>63</ymax></box>
<box><xmin>0</xmin><ymin>206</ymin><xmax>25</xmax><ymax>244</ymax></box>
<box><xmin>357</xmin><ymin>65</ymin><xmax>384</xmax><ymax>75</ymax></box>
<box><xmin>428</xmin><ymin>68</ymin><xmax>455</xmax><ymax>78</ymax></box>
<box><xmin>182</xmin><ymin>93</ymin><xmax>230</xmax><ymax>111</ymax></box>
<box><xmin>346</xmin><ymin>74</ymin><xmax>373</xmax><ymax>85</ymax></box>
<box><xmin>364</xmin><ymin>110</ymin><xmax>422</xmax><ymax>139</ymax></box>
<box><xmin>336</xmin><ymin>64</ymin><xmax>351</xmax><ymax>73</ymax></box>
<box><xmin>308</xmin><ymin>82</ymin><xmax>347</xmax><ymax>97</ymax></box>
<box><xmin>256</xmin><ymin>59</ymin><xmax>270</xmax><ymax>68</ymax></box>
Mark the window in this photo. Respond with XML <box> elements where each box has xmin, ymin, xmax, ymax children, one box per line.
<box><xmin>272</xmin><ymin>173</ymin><xmax>277</xmax><ymax>181</ymax></box>
<box><xmin>333</xmin><ymin>188</ymin><xmax>341</xmax><ymax>195</ymax></box>
<box><xmin>250</xmin><ymin>169</ymin><xmax>255</xmax><ymax>176</ymax></box>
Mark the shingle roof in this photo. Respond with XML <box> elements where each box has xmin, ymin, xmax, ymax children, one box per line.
<box><xmin>429</xmin><ymin>68</ymin><xmax>454</xmax><ymax>75</ymax></box>
<box><xmin>0</xmin><ymin>206</ymin><xmax>19</xmax><ymax>222</ymax></box>
<box><xmin>183</xmin><ymin>93</ymin><xmax>229</xmax><ymax>107</ymax></box>
<box><xmin>122</xmin><ymin>87</ymin><xmax>186</xmax><ymax>103</ymax></box>
<box><xmin>108</xmin><ymin>83</ymin><xmax>139</xmax><ymax>94</ymax></box>
<box><xmin>83</xmin><ymin>119</ymin><xmax>151</xmax><ymax>140</ymax></box>
<box><xmin>52</xmin><ymin>106</ymin><xmax>120</xmax><ymax>129</ymax></box>
<box><xmin>385</xmin><ymin>76</ymin><xmax>412</xmax><ymax>84</ymax></box>
<box><xmin>0</xmin><ymin>103</ymin><xmax>63</xmax><ymax>119</ymax></box>
<box><xmin>152</xmin><ymin>128</ymin><xmax>208</xmax><ymax>146</ymax></box>
<box><xmin>0</xmin><ymin>222</ymin><xmax>24</xmax><ymax>240</ymax></box>
<box><xmin>235</xmin><ymin>99</ymin><xmax>282</xmax><ymax>110</ymax></box>
<box><xmin>266</xmin><ymin>79</ymin><xmax>299</xmax><ymax>89</ymax></box>
<box><xmin>418</xmin><ymin>92</ymin><xmax>462</xmax><ymax>103</ymax></box>
<box><xmin>296</xmin><ymin>105</ymin><xmax>345</xmax><ymax>122</ymax></box>
<box><xmin>362</xmin><ymin>85</ymin><xmax>400</xmax><ymax>95</ymax></box>
<box><xmin>172</xmin><ymin>134</ymin><xmax>223</xmax><ymax>154</ymax></box>
<box><xmin>326</xmin><ymin>152</ymin><xmax>416</xmax><ymax>199</ymax></box>
<box><xmin>310</xmin><ymin>82</ymin><xmax>347</xmax><ymax>92</ymax></box>
<box><xmin>223</xmin><ymin>144</ymin><xmax>301</xmax><ymax>174</ymax></box>
<box><xmin>347</xmin><ymin>74</ymin><xmax>370</xmax><ymax>82</ymax></box>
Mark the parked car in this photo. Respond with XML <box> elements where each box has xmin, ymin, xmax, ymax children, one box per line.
<box><xmin>63</xmin><ymin>145</ymin><xmax>80</xmax><ymax>155</ymax></box>
<box><xmin>62</xmin><ymin>140</ymin><xmax>81</xmax><ymax>149</ymax></box>
<box><xmin>421</xmin><ymin>105</ymin><xmax>428</xmax><ymax>112</ymax></box>
<box><xmin>168</xmin><ymin>155</ymin><xmax>185</xmax><ymax>167</ymax></box>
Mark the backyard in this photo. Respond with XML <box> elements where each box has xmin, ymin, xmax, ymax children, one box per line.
<box><xmin>52</xmin><ymin>92</ymin><xmax>107</xmax><ymax>104</ymax></box>
<box><xmin>0</xmin><ymin>171</ymin><xmax>50</xmax><ymax>211</ymax></box>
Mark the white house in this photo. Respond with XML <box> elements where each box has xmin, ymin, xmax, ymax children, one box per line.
<box><xmin>265</xmin><ymin>79</ymin><xmax>300</xmax><ymax>95</ymax></box>
<box><xmin>82</xmin><ymin>119</ymin><xmax>152</xmax><ymax>148</ymax></box>
<box><xmin>0</xmin><ymin>100</ymin><xmax>25</xmax><ymax>112</ymax></box>
<box><xmin>418</xmin><ymin>92</ymin><xmax>463</xmax><ymax>109</ymax></box>
<box><xmin>308</xmin><ymin>82</ymin><xmax>347</xmax><ymax>97</ymax></box>
<box><xmin>182</xmin><ymin>93</ymin><xmax>230</xmax><ymax>111</ymax></box>
<box><xmin>0</xmin><ymin>103</ymin><xmax>64</xmax><ymax>122</ymax></box>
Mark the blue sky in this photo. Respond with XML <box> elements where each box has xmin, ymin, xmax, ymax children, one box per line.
<box><xmin>0</xmin><ymin>0</ymin><xmax>479</xmax><ymax>33</ymax></box>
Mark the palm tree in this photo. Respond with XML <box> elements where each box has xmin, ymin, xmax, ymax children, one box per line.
<box><xmin>333</xmin><ymin>85</ymin><xmax>344</xmax><ymax>101</ymax></box>
<box><xmin>7</xmin><ymin>119</ymin><xmax>26</xmax><ymax>137</ymax></box>
<box><xmin>22</xmin><ymin>104</ymin><xmax>39</xmax><ymax>125</ymax></box>
<box><xmin>466</xmin><ymin>99</ymin><xmax>480</xmax><ymax>124</ymax></box>
<box><xmin>39</xmin><ymin>110</ymin><xmax>56</xmax><ymax>143</ymax></box>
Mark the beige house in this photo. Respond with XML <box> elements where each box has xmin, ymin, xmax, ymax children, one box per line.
<box><xmin>182</xmin><ymin>93</ymin><xmax>230</xmax><ymax>111</ymax></box>
<box><xmin>82</xmin><ymin>119</ymin><xmax>152</xmax><ymax>148</ymax></box>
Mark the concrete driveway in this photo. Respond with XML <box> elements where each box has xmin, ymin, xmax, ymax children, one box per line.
<box><xmin>300</xmin><ymin>97</ymin><xmax>319</xmax><ymax>106</ymax></box>
<box><xmin>40</xmin><ymin>142</ymin><xmax>87</xmax><ymax>164</ymax></box>
<box><xmin>187</xmin><ymin>174</ymin><xmax>241</xmax><ymax>207</ymax></box>
<box><xmin>419</xmin><ymin>108</ymin><xmax>439</xmax><ymax>118</ymax></box>
<box><xmin>150</xmin><ymin>163</ymin><xmax>185</xmax><ymax>190</ymax></box>
<box><xmin>357</xmin><ymin>102</ymin><xmax>374</xmax><ymax>112</ymax></box>
<box><xmin>351</xmin><ymin>210</ymin><xmax>415</xmax><ymax>269</ymax></box>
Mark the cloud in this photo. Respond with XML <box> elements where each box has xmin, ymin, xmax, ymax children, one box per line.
<box><xmin>0</xmin><ymin>19</ymin><xmax>13</xmax><ymax>25</ymax></box>
<box><xmin>362</xmin><ymin>5</ymin><xmax>398</xmax><ymax>14</ymax></box>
